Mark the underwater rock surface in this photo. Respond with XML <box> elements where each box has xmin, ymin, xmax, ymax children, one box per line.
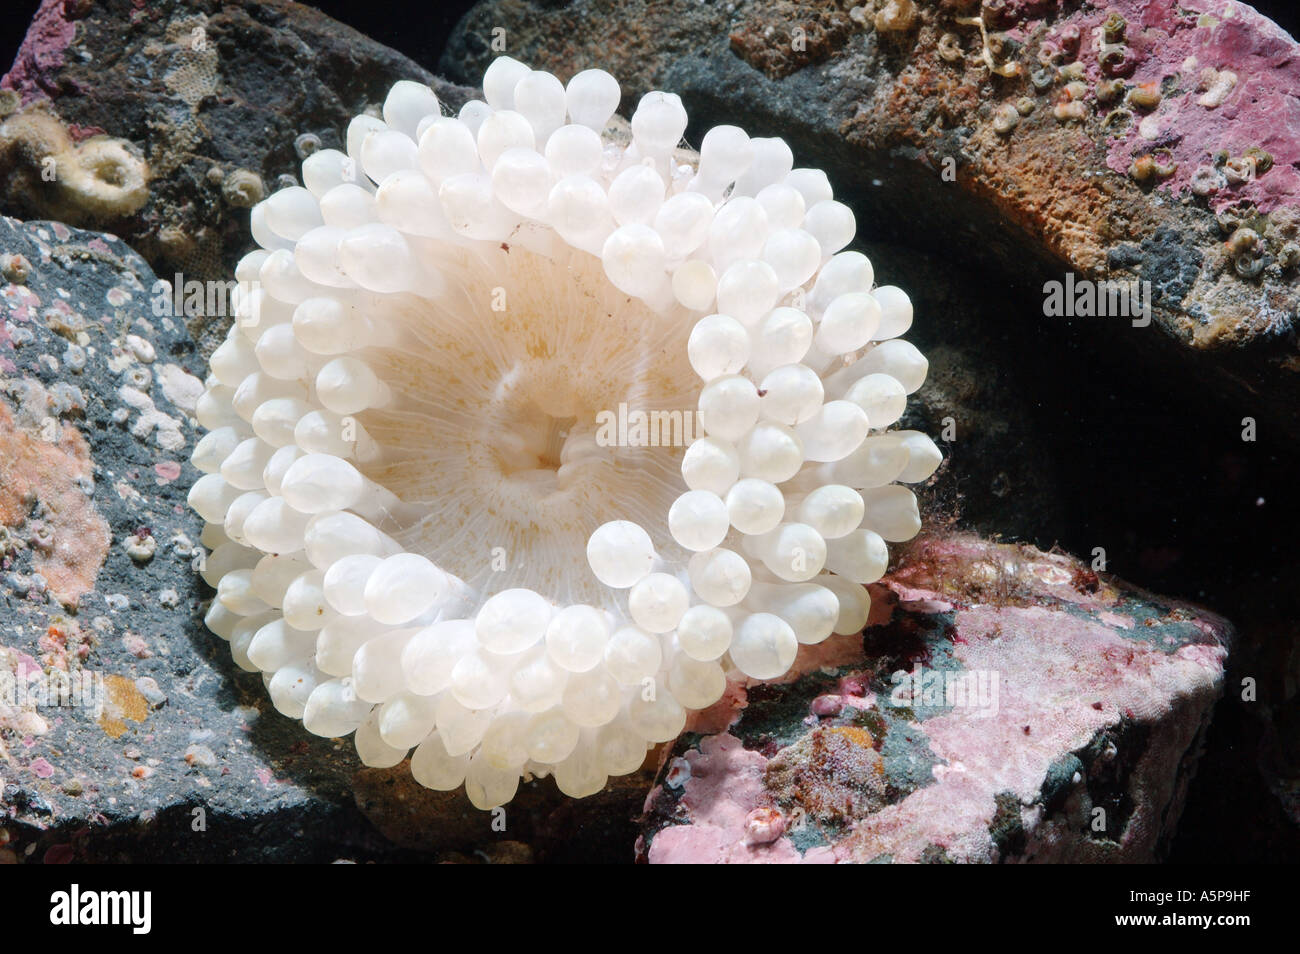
<box><xmin>1</xmin><ymin>0</ymin><xmax>474</xmax><ymax>357</ymax></box>
<box><xmin>443</xmin><ymin>0</ymin><xmax>1300</xmax><ymax>438</ymax></box>
<box><xmin>0</xmin><ymin>215</ymin><xmax>398</xmax><ymax>862</ymax></box>
<box><xmin>638</xmin><ymin>534</ymin><xmax>1231</xmax><ymax>863</ymax></box>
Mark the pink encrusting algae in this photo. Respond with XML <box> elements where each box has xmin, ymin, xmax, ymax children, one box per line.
<box><xmin>1021</xmin><ymin>0</ymin><xmax>1300</xmax><ymax>212</ymax></box>
<box><xmin>0</xmin><ymin>0</ymin><xmax>78</xmax><ymax>103</ymax></box>
<box><xmin>639</xmin><ymin>534</ymin><xmax>1232</xmax><ymax>864</ymax></box>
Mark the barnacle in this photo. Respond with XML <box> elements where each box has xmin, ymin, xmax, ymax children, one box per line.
<box><xmin>1278</xmin><ymin>243</ymin><xmax>1300</xmax><ymax>271</ymax></box>
<box><xmin>222</xmin><ymin>168</ymin><xmax>265</xmax><ymax>208</ymax></box>
<box><xmin>1226</xmin><ymin>226</ymin><xmax>1265</xmax><ymax>278</ymax></box>
<box><xmin>1265</xmin><ymin>206</ymin><xmax>1300</xmax><ymax>242</ymax></box>
<box><xmin>1036</xmin><ymin>45</ymin><xmax>1060</xmax><ymax>68</ymax></box>
<box><xmin>1151</xmin><ymin>149</ymin><xmax>1177</xmax><ymax>178</ymax></box>
<box><xmin>1224</xmin><ymin>155</ymin><xmax>1257</xmax><ymax>186</ymax></box>
<box><xmin>1225</xmin><ymin>227</ymin><xmax>1260</xmax><ymax>257</ymax></box>
<box><xmin>1098</xmin><ymin>44</ymin><xmax>1133</xmax><ymax>77</ymax></box>
<box><xmin>294</xmin><ymin>133</ymin><xmax>323</xmax><ymax>160</ymax></box>
<box><xmin>1053</xmin><ymin>83</ymin><xmax>1088</xmax><ymax>123</ymax></box>
<box><xmin>1190</xmin><ymin>164</ymin><xmax>1225</xmax><ymax>197</ymax></box>
<box><xmin>992</xmin><ymin>103</ymin><xmax>1020</xmax><ymax>135</ymax></box>
<box><xmin>1243</xmin><ymin>146</ymin><xmax>1273</xmax><ymax>175</ymax></box>
<box><xmin>1234</xmin><ymin>253</ymin><xmax>1265</xmax><ymax>279</ymax></box>
<box><xmin>1129</xmin><ymin>155</ymin><xmax>1157</xmax><ymax>181</ymax></box>
<box><xmin>188</xmin><ymin>59</ymin><xmax>939</xmax><ymax>808</ymax></box>
<box><xmin>1129</xmin><ymin>149</ymin><xmax>1175</xmax><ymax>183</ymax></box>
<box><xmin>1056</xmin><ymin>24</ymin><xmax>1081</xmax><ymax>55</ymax></box>
<box><xmin>156</xmin><ymin>223</ymin><xmax>197</xmax><ymax>259</ymax></box>
<box><xmin>1059</xmin><ymin>61</ymin><xmax>1086</xmax><ymax>83</ymax></box>
<box><xmin>1125</xmin><ymin>82</ymin><xmax>1162</xmax><ymax>111</ymax></box>
<box><xmin>1095</xmin><ymin>79</ymin><xmax>1125</xmax><ymax>104</ymax></box>
<box><xmin>1101</xmin><ymin>11</ymin><xmax>1127</xmax><ymax>44</ymax></box>
<box><xmin>938</xmin><ymin>32</ymin><xmax>964</xmax><ymax>63</ymax></box>
<box><xmin>1197</xmin><ymin>68</ymin><xmax>1238</xmax><ymax>109</ymax></box>
<box><xmin>874</xmin><ymin>0</ymin><xmax>917</xmax><ymax>33</ymax></box>
<box><xmin>1101</xmin><ymin>107</ymin><xmax>1132</xmax><ymax>130</ymax></box>
<box><xmin>0</xmin><ymin>252</ymin><xmax>31</xmax><ymax>284</ymax></box>
<box><xmin>986</xmin><ymin>33</ymin><xmax>1017</xmax><ymax>61</ymax></box>
<box><xmin>1216</xmin><ymin>202</ymin><xmax>1255</xmax><ymax>234</ymax></box>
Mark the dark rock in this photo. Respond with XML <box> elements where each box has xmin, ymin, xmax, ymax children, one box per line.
<box><xmin>2</xmin><ymin>0</ymin><xmax>475</xmax><ymax>357</ymax></box>
<box><xmin>0</xmin><ymin>214</ymin><xmax>367</xmax><ymax>862</ymax></box>
<box><xmin>353</xmin><ymin>760</ymin><xmax>652</xmax><ymax>862</ymax></box>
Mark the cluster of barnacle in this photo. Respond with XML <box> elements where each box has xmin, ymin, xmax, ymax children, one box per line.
<box><xmin>1190</xmin><ymin>146</ymin><xmax>1274</xmax><ymax>200</ymax></box>
<box><xmin>215</xmin><ymin>134</ymin><xmax>349</xmax><ymax>216</ymax></box>
<box><xmin>1189</xmin><ymin>146</ymin><xmax>1293</xmax><ymax>282</ymax></box>
<box><xmin>1096</xmin><ymin>10</ymin><xmax>1137</xmax><ymax>78</ymax></box>
<box><xmin>941</xmin><ymin>6</ymin><xmax>1157</xmax><ymax>141</ymax></box>
<box><xmin>993</xmin><ymin>11</ymin><xmax>1133</xmax><ymax>134</ymax></box>
<box><xmin>1211</xmin><ymin>204</ymin><xmax>1300</xmax><ymax>280</ymax></box>
<box><xmin>1024</xmin><ymin>12</ymin><xmax>1270</xmax><ymax>207</ymax></box>
<box><xmin>949</xmin><ymin>5</ymin><xmax>1023</xmax><ymax>78</ymax></box>
<box><xmin>1128</xmin><ymin>147</ymin><xmax>1178</xmax><ymax>185</ymax></box>
<box><xmin>890</xmin><ymin>534</ymin><xmax>1048</xmax><ymax>609</ymax></box>
<box><xmin>1182</xmin><ymin>65</ymin><xmax>1263</xmax><ymax>203</ymax></box>
<box><xmin>1031</xmin><ymin>13</ymin><xmax>1162</xmax><ymax>139</ymax></box>
<box><xmin>206</xmin><ymin>136</ymin><xmax>314</xmax><ymax>222</ymax></box>
<box><xmin>142</xmin><ymin>159</ymin><xmax>262</xmax><ymax>276</ymax></box>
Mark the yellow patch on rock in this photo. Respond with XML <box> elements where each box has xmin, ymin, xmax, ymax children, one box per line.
<box><xmin>97</xmin><ymin>674</ymin><xmax>148</xmax><ymax>739</ymax></box>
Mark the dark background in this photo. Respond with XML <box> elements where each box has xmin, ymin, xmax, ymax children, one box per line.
<box><xmin>4</xmin><ymin>1</ymin><xmax>1299</xmax><ymax>78</ymax></box>
<box><xmin>2</xmin><ymin>0</ymin><xmax>1299</xmax><ymax>864</ymax></box>
<box><xmin>0</xmin><ymin>0</ymin><xmax>480</xmax><ymax>66</ymax></box>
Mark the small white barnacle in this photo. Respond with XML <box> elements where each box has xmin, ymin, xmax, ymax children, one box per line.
<box><xmin>188</xmin><ymin>59</ymin><xmax>940</xmax><ymax>808</ymax></box>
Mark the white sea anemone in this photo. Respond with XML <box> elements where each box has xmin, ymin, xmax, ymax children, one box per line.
<box><xmin>189</xmin><ymin>57</ymin><xmax>940</xmax><ymax>809</ymax></box>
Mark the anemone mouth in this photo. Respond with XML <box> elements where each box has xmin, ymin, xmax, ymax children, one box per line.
<box><xmin>356</xmin><ymin>239</ymin><xmax>697</xmax><ymax>609</ymax></box>
<box><xmin>188</xmin><ymin>59</ymin><xmax>940</xmax><ymax>809</ymax></box>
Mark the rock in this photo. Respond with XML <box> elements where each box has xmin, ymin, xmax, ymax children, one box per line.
<box><xmin>442</xmin><ymin>0</ymin><xmax>1300</xmax><ymax>438</ymax></box>
<box><xmin>637</xmin><ymin>533</ymin><xmax>1231</xmax><ymax>863</ymax></box>
<box><xmin>0</xmin><ymin>215</ymin><xmax>385</xmax><ymax>861</ymax></box>
<box><xmin>352</xmin><ymin>761</ymin><xmax>653</xmax><ymax>863</ymax></box>
<box><xmin>1</xmin><ymin>0</ymin><xmax>475</xmax><ymax>356</ymax></box>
